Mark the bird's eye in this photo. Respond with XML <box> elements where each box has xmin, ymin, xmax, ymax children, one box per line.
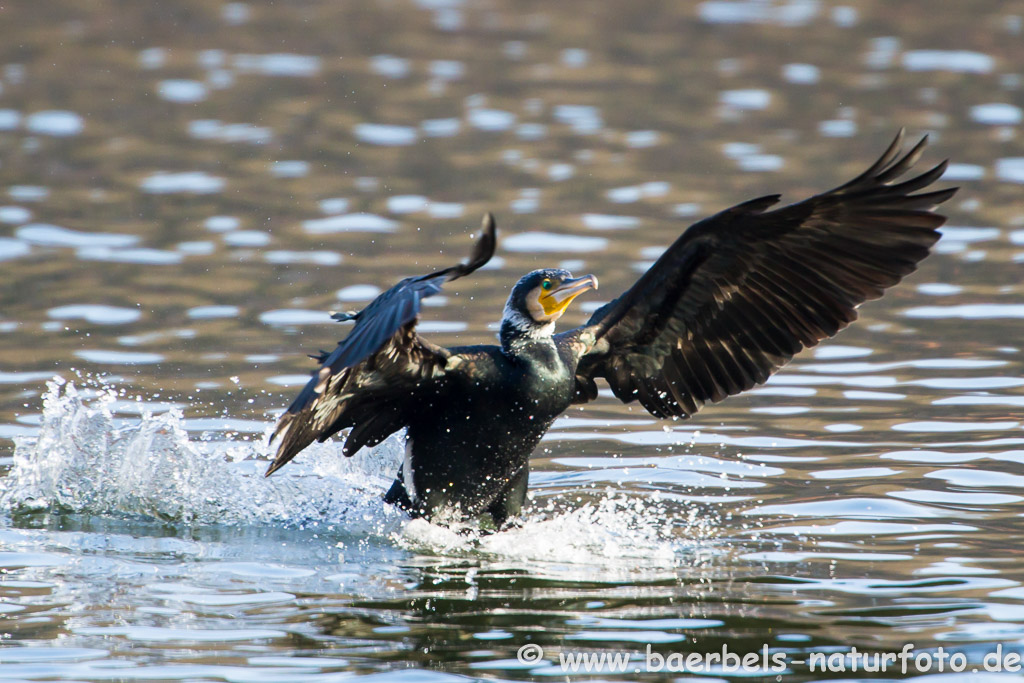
<box><xmin>541</xmin><ymin>279</ymin><xmax>552</xmax><ymax>290</ymax></box>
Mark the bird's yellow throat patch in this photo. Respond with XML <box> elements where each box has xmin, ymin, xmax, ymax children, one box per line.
<box><xmin>530</xmin><ymin>275</ymin><xmax>599</xmax><ymax>322</ymax></box>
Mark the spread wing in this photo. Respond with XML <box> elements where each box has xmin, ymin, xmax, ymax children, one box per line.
<box><xmin>265</xmin><ymin>213</ymin><xmax>497</xmax><ymax>475</ymax></box>
<box><xmin>568</xmin><ymin>130</ymin><xmax>957</xmax><ymax>418</ymax></box>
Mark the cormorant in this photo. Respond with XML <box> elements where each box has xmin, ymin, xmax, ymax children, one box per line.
<box><xmin>266</xmin><ymin>131</ymin><xmax>956</xmax><ymax>528</ymax></box>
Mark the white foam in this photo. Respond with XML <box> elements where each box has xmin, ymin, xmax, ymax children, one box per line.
<box><xmin>205</xmin><ymin>216</ymin><xmax>240</xmax><ymax>232</ymax></box>
<box><xmin>222</xmin><ymin>2</ymin><xmax>250</xmax><ymax>25</ymax></box>
<box><xmin>269</xmin><ymin>160</ymin><xmax>309</xmax><ymax>178</ymax></box>
<box><xmin>26</xmin><ymin>110</ymin><xmax>84</xmax><ymax>136</ymax></box>
<box><xmin>722</xmin><ymin>142</ymin><xmax>783</xmax><ymax>170</ymax></box>
<box><xmin>0</xmin><ymin>206</ymin><xmax>31</xmax><ymax>224</ymax></box>
<box><xmin>581</xmin><ymin>214</ymin><xmax>640</xmax><ymax>230</ymax></box>
<box><xmin>605</xmin><ymin>186</ymin><xmax>642</xmax><ymax>203</ymax></box>
<box><xmin>832</xmin><ymin>5</ymin><xmax>857</xmax><ymax>26</ymax></box>
<box><xmin>553</xmin><ymin>104</ymin><xmax>603</xmax><ymax>134</ymax></box>
<box><xmin>432</xmin><ymin>6</ymin><xmax>463</xmax><ymax>30</ymax></box>
<box><xmin>176</xmin><ymin>241</ymin><xmax>214</xmax><ymax>254</ymax></box>
<box><xmin>197</xmin><ymin>49</ymin><xmax>225</xmax><ymax>69</ymax></box>
<box><xmin>3</xmin><ymin>381</ymin><xmax>715</xmax><ymax>567</ymax></box>
<box><xmin>503</xmin><ymin>41</ymin><xmax>526</xmax><ymax>60</ymax></box>
<box><xmin>188</xmin><ymin>305</ymin><xmax>239</xmax><ymax>319</ymax></box>
<box><xmin>428</xmin><ymin>202</ymin><xmax>464</xmax><ymax>218</ymax></box>
<box><xmin>416</xmin><ymin>321</ymin><xmax>467</xmax><ymax>333</ymax></box>
<box><xmin>995</xmin><ymin>158</ymin><xmax>1024</xmax><ymax>183</ymax></box>
<box><xmin>233</xmin><ymin>53</ymin><xmax>321</xmax><ymax>77</ymax></box>
<box><xmin>140</xmin><ymin>172</ymin><xmax>225</xmax><ymax>194</ymax></box>
<box><xmin>812</xmin><ymin>345</ymin><xmax>872</xmax><ymax>359</ymax></box>
<box><xmin>719</xmin><ymin>89</ymin><xmax>771</xmax><ymax>110</ymax></box>
<box><xmin>8</xmin><ymin>185</ymin><xmax>49</xmax><ymax>201</ymax></box>
<box><xmin>74</xmin><ymin>350</ymin><xmax>164</xmax><ymax>364</ymax></box>
<box><xmin>819</xmin><ymin>119</ymin><xmax>857</xmax><ymax>137</ymax></box>
<box><xmin>625</xmin><ymin>130</ymin><xmax>659</xmax><ymax>148</ymax></box>
<box><xmin>0</xmin><ymin>380</ymin><xmax>402</xmax><ymax>532</ymax></box>
<box><xmin>421</xmin><ymin>118</ymin><xmax>461</xmax><ymax>137</ymax></box>
<box><xmin>970</xmin><ymin>103</ymin><xmax>1022</xmax><ymax>126</ymax></box>
<box><xmin>783</xmin><ymin>63</ymin><xmax>820</xmax><ymax>84</ymax></box>
<box><xmin>336</xmin><ymin>284</ymin><xmax>382</xmax><ymax>301</ymax></box>
<box><xmin>698</xmin><ymin>0</ymin><xmax>820</xmax><ymax>26</ymax></box>
<box><xmin>387</xmin><ymin>195</ymin><xmax>428</xmax><ymax>214</ymax></box>
<box><xmin>17</xmin><ymin>224</ymin><xmax>139</xmax><ymax>248</ymax></box>
<box><xmin>722</xmin><ymin>142</ymin><xmax>761</xmax><ymax>158</ymax></box>
<box><xmin>138</xmin><ymin>47</ymin><xmax>167</xmax><ymax>69</ymax></box>
<box><xmin>673</xmin><ymin>203</ymin><xmax>701</xmax><ymax>217</ymax></box>
<box><xmin>502</xmin><ymin>232</ymin><xmax>608</xmax><ymax>253</ymax></box>
<box><xmin>264</xmin><ymin>250</ymin><xmax>342</xmax><ymax>266</ymax></box>
<box><xmin>353</xmin><ymin>123</ymin><xmax>418</xmax><ymax>146</ymax></box>
<box><xmin>318</xmin><ymin>198</ymin><xmax>349</xmax><ymax>214</ymax></box>
<box><xmin>943</xmin><ymin>164</ymin><xmax>985</xmax><ymax>181</ymax></box>
<box><xmin>48</xmin><ymin>305</ymin><xmax>141</xmax><ymax>325</ymax></box>
<box><xmin>561</xmin><ymin>48</ymin><xmax>589</xmax><ymax>68</ymax></box>
<box><xmin>916</xmin><ymin>283</ymin><xmax>963</xmax><ymax>296</ymax></box>
<box><xmin>904</xmin><ymin>304</ymin><xmax>1024</xmax><ymax>319</ymax></box>
<box><xmin>938</xmin><ymin>225</ymin><xmax>1000</xmax><ymax>243</ymax></box>
<box><xmin>302</xmin><ymin>213</ymin><xmax>399</xmax><ymax>234</ymax></box>
<box><xmin>467</xmin><ymin>108</ymin><xmax>516</xmax><ymax>132</ymax></box>
<box><xmin>76</xmin><ymin>246</ymin><xmax>184</xmax><ymax>265</ymax></box>
<box><xmin>864</xmin><ymin>37</ymin><xmax>901</xmax><ymax>69</ymax></box>
<box><xmin>510</xmin><ymin>196</ymin><xmax>539</xmax><ymax>214</ymax></box>
<box><xmin>429</xmin><ymin>60</ymin><xmax>464</xmax><ymax>80</ymax></box>
<box><xmin>259</xmin><ymin>309</ymin><xmax>331</xmax><ymax>325</ymax></box>
<box><xmin>548</xmin><ymin>163</ymin><xmax>574</xmax><ymax>181</ymax></box>
<box><xmin>0</xmin><ymin>237</ymin><xmax>30</xmax><ymax>261</ymax></box>
<box><xmin>207</xmin><ymin>69</ymin><xmax>234</xmax><ymax>89</ymax></box>
<box><xmin>401</xmin><ymin>494</ymin><xmax>708</xmax><ymax>570</ymax></box>
<box><xmin>370</xmin><ymin>55</ymin><xmax>410</xmax><ymax>79</ymax></box>
<box><xmin>222</xmin><ymin>231</ymin><xmax>271</xmax><ymax>247</ymax></box>
<box><xmin>0</xmin><ymin>109</ymin><xmax>20</xmax><ymax>131</ymax></box>
<box><xmin>266</xmin><ymin>374</ymin><xmax>313</xmax><ymax>387</ymax></box>
<box><xmin>158</xmin><ymin>80</ymin><xmax>208</xmax><ymax>103</ymax></box>
<box><xmin>902</xmin><ymin>50</ymin><xmax>995</xmax><ymax>74</ymax></box>
<box><xmin>188</xmin><ymin>120</ymin><xmax>273</xmax><ymax>145</ymax></box>
<box><xmin>737</xmin><ymin>154</ymin><xmax>783</xmax><ymax>171</ymax></box>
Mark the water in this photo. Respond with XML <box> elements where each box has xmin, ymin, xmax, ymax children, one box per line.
<box><xmin>2</xmin><ymin>0</ymin><xmax>1024</xmax><ymax>680</ymax></box>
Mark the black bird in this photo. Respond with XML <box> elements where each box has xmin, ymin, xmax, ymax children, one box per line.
<box><xmin>266</xmin><ymin>131</ymin><xmax>956</xmax><ymax>528</ymax></box>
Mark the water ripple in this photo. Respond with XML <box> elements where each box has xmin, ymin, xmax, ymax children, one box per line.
<box><xmin>47</xmin><ymin>305</ymin><xmax>141</xmax><ymax>325</ymax></box>
<box><xmin>17</xmin><ymin>224</ymin><xmax>139</xmax><ymax>248</ymax></box>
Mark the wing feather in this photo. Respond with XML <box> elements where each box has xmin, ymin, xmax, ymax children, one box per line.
<box><xmin>569</xmin><ymin>131</ymin><xmax>956</xmax><ymax>419</ymax></box>
<box><xmin>265</xmin><ymin>214</ymin><xmax>497</xmax><ymax>475</ymax></box>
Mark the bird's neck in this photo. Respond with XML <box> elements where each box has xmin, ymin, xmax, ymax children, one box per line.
<box><xmin>499</xmin><ymin>305</ymin><xmax>556</xmax><ymax>352</ymax></box>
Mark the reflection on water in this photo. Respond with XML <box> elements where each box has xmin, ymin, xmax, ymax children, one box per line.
<box><xmin>1</xmin><ymin>0</ymin><xmax>1024</xmax><ymax>680</ymax></box>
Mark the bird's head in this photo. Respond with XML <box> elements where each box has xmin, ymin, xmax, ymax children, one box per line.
<box><xmin>500</xmin><ymin>268</ymin><xmax>598</xmax><ymax>347</ymax></box>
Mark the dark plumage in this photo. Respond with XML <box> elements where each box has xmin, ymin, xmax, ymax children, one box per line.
<box><xmin>267</xmin><ymin>131</ymin><xmax>956</xmax><ymax>528</ymax></box>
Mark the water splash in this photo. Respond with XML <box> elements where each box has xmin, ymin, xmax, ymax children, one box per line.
<box><xmin>1</xmin><ymin>378</ymin><xmax>404</xmax><ymax>534</ymax></box>
<box><xmin>400</xmin><ymin>494</ymin><xmax>717</xmax><ymax>570</ymax></box>
<box><xmin>2</xmin><ymin>378</ymin><xmax>712</xmax><ymax>568</ymax></box>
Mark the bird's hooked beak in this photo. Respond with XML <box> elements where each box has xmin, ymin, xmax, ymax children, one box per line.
<box><xmin>539</xmin><ymin>274</ymin><xmax>599</xmax><ymax>317</ymax></box>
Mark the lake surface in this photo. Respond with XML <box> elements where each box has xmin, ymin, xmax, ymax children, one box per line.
<box><xmin>1</xmin><ymin>0</ymin><xmax>1023</xmax><ymax>680</ymax></box>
